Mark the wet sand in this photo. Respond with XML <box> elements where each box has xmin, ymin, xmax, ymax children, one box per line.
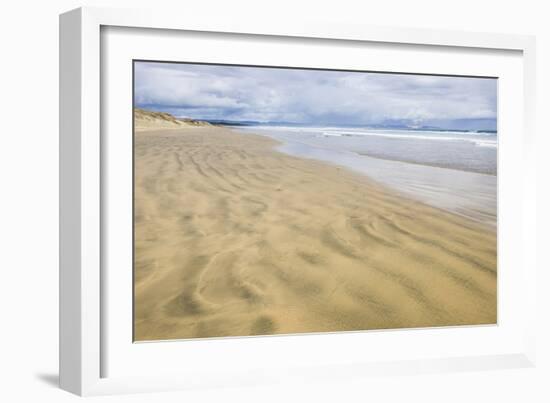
<box><xmin>134</xmin><ymin>126</ymin><xmax>497</xmax><ymax>341</ymax></box>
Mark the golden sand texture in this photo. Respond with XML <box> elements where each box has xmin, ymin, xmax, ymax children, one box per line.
<box><xmin>134</xmin><ymin>127</ymin><xmax>497</xmax><ymax>341</ymax></box>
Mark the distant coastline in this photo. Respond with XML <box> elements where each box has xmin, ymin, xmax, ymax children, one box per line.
<box><xmin>190</xmin><ymin>118</ymin><xmax>497</xmax><ymax>134</ymax></box>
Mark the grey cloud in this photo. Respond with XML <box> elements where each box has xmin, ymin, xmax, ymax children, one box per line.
<box><xmin>134</xmin><ymin>62</ymin><xmax>497</xmax><ymax>126</ymax></box>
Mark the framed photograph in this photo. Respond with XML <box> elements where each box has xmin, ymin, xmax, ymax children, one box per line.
<box><xmin>60</xmin><ymin>7</ymin><xmax>537</xmax><ymax>396</ymax></box>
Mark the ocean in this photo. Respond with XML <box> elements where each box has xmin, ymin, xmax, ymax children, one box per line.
<box><xmin>240</xmin><ymin>126</ymin><xmax>497</xmax><ymax>175</ymax></box>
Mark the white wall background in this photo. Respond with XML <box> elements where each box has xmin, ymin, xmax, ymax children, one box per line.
<box><xmin>0</xmin><ymin>0</ymin><xmax>547</xmax><ymax>402</ymax></box>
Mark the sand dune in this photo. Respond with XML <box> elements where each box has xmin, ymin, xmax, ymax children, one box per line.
<box><xmin>134</xmin><ymin>126</ymin><xmax>497</xmax><ymax>341</ymax></box>
<box><xmin>134</xmin><ymin>108</ymin><xmax>211</xmax><ymax>131</ymax></box>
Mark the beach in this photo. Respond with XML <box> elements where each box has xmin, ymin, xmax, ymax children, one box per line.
<box><xmin>134</xmin><ymin>127</ymin><xmax>497</xmax><ymax>341</ymax></box>
<box><xmin>134</xmin><ymin>126</ymin><xmax>497</xmax><ymax>341</ymax></box>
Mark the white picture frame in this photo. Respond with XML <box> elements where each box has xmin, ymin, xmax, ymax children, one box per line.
<box><xmin>59</xmin><ymin>6</ymin><xmax>537</xmax><ymax>396</ymax></box>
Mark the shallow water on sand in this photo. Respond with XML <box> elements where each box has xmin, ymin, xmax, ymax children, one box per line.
<box><xmin>238</xmin><ymin>127</ymin><xmax>497</xmax><ymax>226</ymax></box>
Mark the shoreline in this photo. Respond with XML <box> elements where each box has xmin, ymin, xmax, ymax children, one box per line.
<box><xmin>236</xmin><ymin>125</ymin><xmax>497</xmax><ymax>175</ymax></box>
<box><xmin>134</xmin><ymin>126</ymin><xmax>497</xmax><ymax>341</ymax></box>
<box><xmin>300</xmin><ymin>144</ymin><xmax>498</xmax><ymax>228</ymax></box>
<box><xmin>235</xmin><ymin>127</ymin><xmax>497</xmax><ymax>228</ymax></box>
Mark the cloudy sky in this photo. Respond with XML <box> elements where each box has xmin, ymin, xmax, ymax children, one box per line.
<box><xmin>134</xmin><ymin>61</ymin><xmax>497</xmax><ymax>129</ymax></box>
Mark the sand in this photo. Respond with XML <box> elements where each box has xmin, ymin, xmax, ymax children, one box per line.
<box><xmin>134</xmin><ymin>126</ymin><xmax>497</xmax><ymax>341</ymax></box>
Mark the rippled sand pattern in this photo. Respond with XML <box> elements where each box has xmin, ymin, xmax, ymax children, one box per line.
<box><xmin>134</xmin><ymin>127</ymin><xmax>497</xmax><ymax>341</ymax></box>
